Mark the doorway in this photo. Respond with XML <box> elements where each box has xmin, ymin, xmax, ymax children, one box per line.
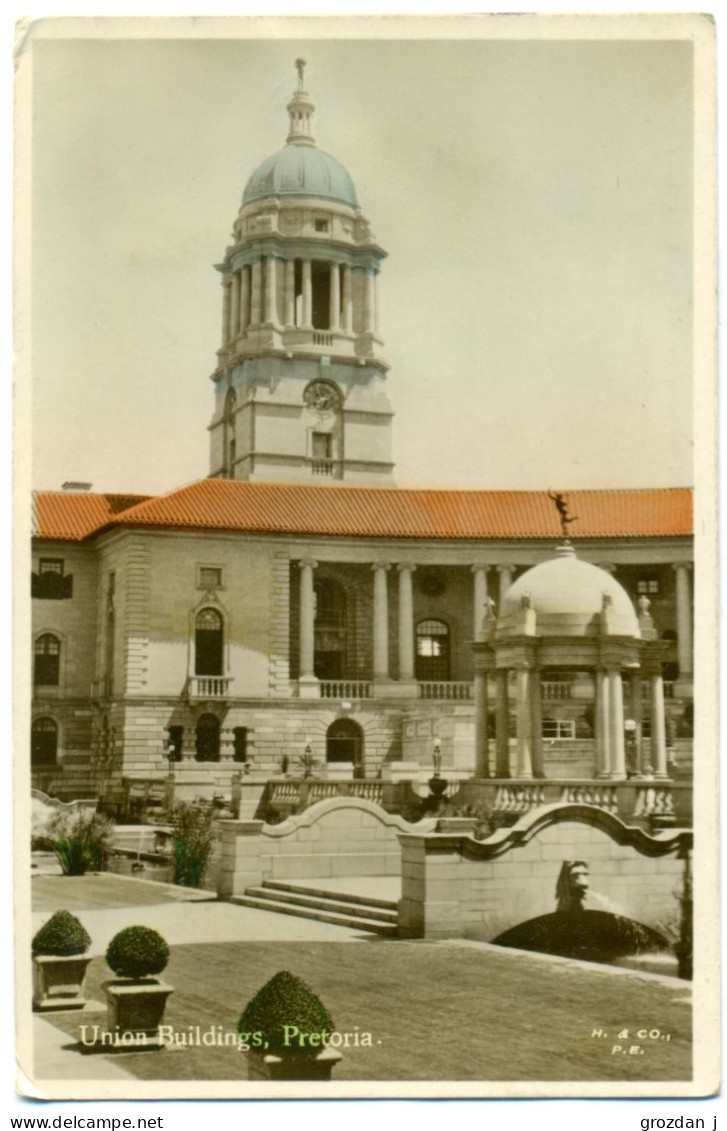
<box><xmin>326</xmin><ymin>718</ymin><xmax>364</xmax><ymax>776</ymax></box>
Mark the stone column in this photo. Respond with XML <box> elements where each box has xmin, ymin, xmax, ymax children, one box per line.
<box><xmin>231</xmin><ymin>271</ymin><xmax>241</xmax><ymax>338</ymax></box>
<box><xmin>595</xmin><ymin>668</ymin><xmax>610</xmax><ymax>778</ymax></box>
<box><xmin>530</xmin><ymin>668</ymin><xmax>544</xmax><ymax>777</ymax></box>
<box><xmin>250</xmin><ymin>260</ymin><xmax>263</xmax><ymax>325</ymax></box>
<box><xmin>264</xmin><ymin>256</ymin><xmax>277</xmax><ymax>324</ymax></box>
<box><xmin>628</xmin><ymin>670</ymin><xmax>644</xmax><ymax>772</ymax></box>
<box><xmin>373</xmin><ymin>270</ymin><xmax>380</xmax><ymax>334</ymax></box>
<box><xmin>342</xmin><ymin>265</ymin><xmax>353</xmax><ymax>331</ymax></box>
<box><xmin>672</xmin><ymin>564</ymin><xmax>693</xmax><ymax>679</ymax></box>
<box><xmin>329</xmin><ymin>263</ymin><xmax>341</xmax><ymax>331</ymax></box>
<box><xmin>514</xmin><ymin>666</ymin><xmax>533</xmax><ymax>779</ymax></box>
<box><xmin>397</xmin><ymin>564</ymin><xmax>416</xmax><ymax>682</ymax></box>
<box><xmin>650</xmin><ymin>672</ymin><xmax>669</xmax><ymax>778</ymax></box>
<box><xmin>240</xmin><ymin>267</ymin><xmax>251</xmax><ymax>333</ymax></box>
<box><xmin>497</xmin><ymin>565</ymin><xmax>514</xmax><ymax>607</ymax></box>
<box><xmin>608</xmin><ymin>669</ymin><xmax>626</xmax><ymax>779</ymax></box>
<box><xmin>473</xmin><ymin>656</ymin><xmax>490</xmax><ymax>779</ymax></box>
<box><xmin>302</xmin><ymin>260</ymin><xmax>313</xmax><ymax>328</ymax></box>
<box><xmin>222</xmin><ymin>279</ymin><xmax>232</xmax><ymax>345</ymax></box>
<box><xmin>471</xmin><ymin>565</ymin><xmax>489</xmax><ymax>642</ymax></box>
<box><xmin>364</xmin><ymin>270</ymin><xmax>376</xmax><ymax>333</ymax></box>
<box><xmin>372</xmin><ymin>563</ymin><xmax>391</xmax><ymax>681</ymax></box>
<box><xmin>298</xmin><ymin>559</ymin><xmax>319</xmax><ymax>694</ymax></box>
<box><xmin>284</xmin><ymin>260</ymin><xmax>295</xmax><ymax>326</ymax></box>
<box><xmin>495</xmin><ymin>669</ymin><xmax>510</xmax><ymax>777</ymax></box>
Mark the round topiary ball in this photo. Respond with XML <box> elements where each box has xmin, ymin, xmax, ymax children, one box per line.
<box><xmin>238</xmin><ymin>970</ymin><xmax>334</xmax><ymax>1058</ymax></box>
<box><xmin>105</xmin><ymin>925</ymin><xmax>170</xmax><ymax>980</ymax></box>
<box><xmin>32</xmin><ymin>910</ymin><xmax>91</xmax><ymax>957</ymax></box>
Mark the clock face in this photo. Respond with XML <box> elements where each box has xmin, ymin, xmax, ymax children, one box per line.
<box><xmin>304</xmin><ymin>381</ymin><xmax>341</xmax><ymax>417</ymax></box>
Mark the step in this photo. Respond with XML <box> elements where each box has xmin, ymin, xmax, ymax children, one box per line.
<box><xmin>232</xmin><ymin>894</ymin><xmax>398</xmax><ymax>936</ymax></box>
<box><xmin>244</xmin><ymin>886</ymin><xmax>397</xmax><ymax>925</ymax></box>
<box><xmin>262</xmin><ymin>879</ymin><xmax>398</xmax><ymax>912</ymax></box>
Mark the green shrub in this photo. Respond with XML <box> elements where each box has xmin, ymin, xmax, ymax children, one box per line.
<box><xmin>170</xmin><ymin>801</ymin><xmax>215</xmax><ymax>887</ymax></box>
<box><xmin>49</xmin><ymin>809</ymin><xmax>113</xmax><ymax>876</ymax></box>
<box><xmin>238</xmin><ymin>970</ymin><xmax>334</xmax><ymax>1058</ymax></box>
<box><xmin>106</xmin><ymin>926</ymin><xmax>170</xmax><ymax>980</ymax></box>
<box><xmin>32</xmin><ymin>910</ymin><xmax>91</xmax><ymax>957</ymax></box>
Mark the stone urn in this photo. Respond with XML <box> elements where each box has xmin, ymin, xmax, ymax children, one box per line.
<box><xmin>33</xmin><ymin>953</ymin><xmax>93</xmax><ymax>1012</ymax></box>
<box><xmin>246</xmin><ymin>1046</ymin><xmax>343</xmax><ymax>1081</ymax></box>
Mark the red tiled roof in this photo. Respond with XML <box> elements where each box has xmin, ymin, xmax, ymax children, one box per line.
<box><xmin>33</xmin><ymin>480</ymin><xmax>694</xmax><ymax>542</ymax></box>
<box><xmin>32</xmin><ymin>492</ymin><xmax>151</xmax><ymax>542</ymax></box>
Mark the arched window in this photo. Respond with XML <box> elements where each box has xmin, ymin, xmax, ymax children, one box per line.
<box><xmin>415</xmin><ymin>619</ymin><xmax>450</xmax><ymax>682</ymax></box>
<box><xmin>326</xmin><ymin>718</ymin><xmax>364</xmax><ymax>775</ymax></box>
<box><xmin>34</xmin><ymin>634</ymin><xmax>60</xmax><ymax>686</ymax></box>
<box><xmin>31</xmin><ymin>717</ymin><xmax>58</xmax><ymax>766</ymax></box>
<box><xmin>195</xmin><ymin>608</ymin><xmax>223</xmax><ymax>676</ymax></box>
<box><xmin>195</xmin><ymin>713</ymin><xmax>220</xmax><ymax>762</ymax></box>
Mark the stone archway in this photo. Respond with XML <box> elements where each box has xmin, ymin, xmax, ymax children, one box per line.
<box><xmin>326</xmin><ymin>718</ymin><xmax>364</xmax><ymax>776</ymax></box>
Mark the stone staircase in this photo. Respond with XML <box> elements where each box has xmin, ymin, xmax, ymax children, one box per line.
<box><xmin>232</xmin><ymin>880</ymin><xmax>399</xmax><ymax>936</ymax></box>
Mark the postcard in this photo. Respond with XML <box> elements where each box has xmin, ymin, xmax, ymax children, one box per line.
<box><xmin>14</xmin><ymin>14</ymin><xmax>719</xmax><ymax>1101</ymax></box>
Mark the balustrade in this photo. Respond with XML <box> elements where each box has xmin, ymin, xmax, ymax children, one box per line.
<box><xmin>419</xmin><ymin>681</ymin><xmax>473</xmax><ymax>701</ymax></box>
<box><xmin>320</xmin><ymin>680</ymin><xmax>372</xmax><ymax>700</ymax></box>
<box><xmin>187</xmin><ymin>675</ymin><xmax>232</xmax><ymax>699</ymax></box>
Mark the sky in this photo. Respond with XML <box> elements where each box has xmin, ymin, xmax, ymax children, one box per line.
<box><xmin>26</xmin><ymin>24</ymin><xmax>698</xmax><ymax>496</ymax></box>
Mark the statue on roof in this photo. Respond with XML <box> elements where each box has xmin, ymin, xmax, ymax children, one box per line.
<box><xmin>548</xmin><ymin>491</ymin><xmax>578</xmax><ymax>538</ymax></box>
<box><xmin>295</xmin><ymin>58</ymin><xmax>307</xmax><ymax>89</ymax></box>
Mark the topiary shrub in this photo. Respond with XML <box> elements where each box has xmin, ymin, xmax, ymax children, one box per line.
<box><xmin>32</xmin><ymin>910</ymin><xmax>91</xmax><ymax>957</ymax></box>
<box><xmin>105</xmin><ymin>926</ymin><xmax>170</xmax><ymax>980</ymax></box>
<box><xmin>238</xmin><ymin>970</ymin><xmax>335</xmax><ymax>1058</ymax></box>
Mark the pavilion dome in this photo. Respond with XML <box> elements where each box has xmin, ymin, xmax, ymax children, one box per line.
<box><xmin>242</xmin><ymin>144</ymin><xmax>359</xmax><ymax>208</ymax></box>
<box><xmin>500</xmin><ymin>543</ymin><xmax>639</xmax><ymax>637</ymax></box>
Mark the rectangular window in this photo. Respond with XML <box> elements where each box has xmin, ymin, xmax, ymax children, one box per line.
<box><xmin>32</xmin><ymin>560</ymin><xmax>73</xmax><ymax>600</ymax></box>
<box><xmin>312</xmin><ymin>432</ymin><xmax>332</xmax><ymax>460</ymax></box>
<box><xmin>637</xmin><ymin>578</ymin><xmax>660</xmax><ymax>596</ymax></box>
<box><xmin>542</xmin><ymin>719</ymin><xmax>576</xmax><ymax>740</ymax></box>
<box><xmin>314</xmin><ymin>219</ymin><xmax>329</xmax><ymax>233</ymax></box>
<box><xmin>233</xmin><ymin>727</ymin><xmax>248</xmax><ymax>763</ymax></box>
<box><xmin>198</xmin><ymin>566</ymin><xmax>223</xmax><ymax>590</ymax></box>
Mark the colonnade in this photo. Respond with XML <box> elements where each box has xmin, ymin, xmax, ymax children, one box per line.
<box><xmin>222</xmin><ymin>259</ymin><xmax>379</xmax><ymax>344</ymax></box>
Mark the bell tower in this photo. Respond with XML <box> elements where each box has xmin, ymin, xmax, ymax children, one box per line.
<box><xmin>209</xmin><ymin>61</ymin><xmax>394</xmax><ymax>484</ymax></box>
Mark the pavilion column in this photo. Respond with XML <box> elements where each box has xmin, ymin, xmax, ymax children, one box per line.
<box><xmin>397</xmin><ymin>564</ymin><xmax>416</xmax><ymax>682</ymax></box>
<box><xmin>298</xmin><ymin>559</ymin><xmax>319</xmax><ymax>695</ymax></box>
<box><xmin>250</xmin><ymin>260</ymin><xmax>263</xmax><ymax>325</ymax></box>
<box><xmin>284</xmin><ymin>260</ymin><xmax>295</xmax><ymax>326</ymax></box>
<box><xmin>672</xmin><ymin>564</ymin><xmax>693</xmax><ymax>680</ymax></box>
<box><xmin>608</xmin><ymin>668</ymin><xmax>626</xmax><ymax>779</ymax></box>
<box><xmin>530</xmin><ymin>668</ymin><xmax>544</xmax><ymax>778</ymax></box>
<box><xmin>628</xmin><ymin>670</ymin><xmax>644</xmax><ymax>772</ymax></box>
<box><xmin>495</xmin><ymin>670</ymin><xmax>510</xmax><ymax>777</ymax></box>
<box><xmin>497</xmin><ymin>565</ymin><xmax>514</xmax><ymax>608</ymax></box>
<box><xmin>372</xmin><ymin>563</ymin><xmax>391</xmax><ymax>682</ymax></box>
<box><xmin>239</xmin><ymin>267</ymin><xmax>251</xmax><ymax>333</ymax></box>
<box><xmin>222</xmin><ymin>279</ymin><xmax>232</xmax><ymax>345</ymax></box>
<box><xmin>364</xmin><ymin>270</ymin><xmax>375</xmax><ymax>333</ymax></box>
<box><xmin>329</xmin><ymin>263</ymin><xmax>341</xmax><ymax>331</ymax></box>
<box><xmin>302</xmin><ymin>260</ymin><xmax>313</xmax><ymax>328</ymax></box>
<box><xmin>514</xmin><ymin>666</ymin><xmax>533</xmax><ymax>779</ymax></box>
<box><xmin>471</xmin><ymin>565</ymin><xmax>489</xmax><ymax>642</ymax></box>
<box><xmin>230</xmin><ymin>272</ymin><xmax>241</xmax><ymax>338</ymax></box>
<box><xmin>595</xmin><ymin>668</ymin><xmax>610</xmax><ymax>779</ymax></box>
<box><xmin>264</xmin><ymin>256</ymin><xmax>277</xmax><ymax>324</ymax></box>
<box><xmin>473</xmin><ymin>652</ymin><xmax>490</xmax><ymax>779</ymax></box>
<box><xmin>650</xmin><ymin>672</ymin><xmax>669</xmax><ymax>778</ymax></box>
<box><xmin>342</xmin><ymin>265</ymin><xmax>353</xmax><ymax>331</ymax></box>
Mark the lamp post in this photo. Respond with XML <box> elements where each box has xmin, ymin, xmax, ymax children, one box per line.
<box><xmin>624</xmin><ymin>719</ymin><xmax>637</xmax><ymax>779</ymax></box>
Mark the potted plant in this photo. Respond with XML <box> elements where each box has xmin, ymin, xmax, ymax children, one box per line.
<box><xmin>32</xmin><ymin>910</ymin><xmax>92</xmax><ymax>1011</ymax></box>
<box><xmin>103</xmin><ymin>926</ymin><xmax>173</xmax><ymax>1050</ymax></box>
<box><xmin>238</xmin><ymin>970</ymin><xmax>342</xmax><ymax>1081</ymax></box>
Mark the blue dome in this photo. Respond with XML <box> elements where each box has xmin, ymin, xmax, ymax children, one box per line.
<box><xmin>242</xmin><ymin>144</ymin><xmax>358</xmax><ymax>208</ymax></box>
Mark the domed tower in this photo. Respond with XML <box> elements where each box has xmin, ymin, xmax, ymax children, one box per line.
<box><xmin>209</xmin><ymin>60</ymin><xmax>394</xmax><ymax>484</ymax></box>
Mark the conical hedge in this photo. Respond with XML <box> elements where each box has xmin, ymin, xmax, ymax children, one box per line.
<box><xmin>238</xmin><ymin>970</ymin><xmax>334</xmax><ymax>1058</ymax></box>
<box><xmin>32</xmin><ymin>910</ymin><xmax>91</xmax><ymax>957</ymax></box>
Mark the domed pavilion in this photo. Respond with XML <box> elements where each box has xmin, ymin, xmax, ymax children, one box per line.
<box><xmin>473</xmin><ymin>542</ymin><xmax>671</xmax><ymax>782</ymax></box>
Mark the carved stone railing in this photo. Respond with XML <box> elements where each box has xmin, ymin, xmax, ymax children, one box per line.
<box><xmin>541</xmin><ymin>680</ymin><xmax>572</xmax><ymax>701</ymax></box>
<box><xmin>493</xmin><ymin>783</ymin><xmax>550</xmax><ymax>813</ymax></box>
<box><xmin>632</xmin><ymin>785</ymin><xmax>676</xmax><ymax>819</ymax></box>
<box><xmin>559</xmin><ymin>783</ymin><xmax>619</xmax><ymax>814</ymax></box>
<box><xmin>187</xmin><ymin>675</ymin><xmax>233</xmax><ymax>699</ymax></box>
<box><xmin>419</xmin><ymin>681</ymin><xmax>473</xmax><ymax>701</ymax></box>
<box><xmin>264</xmin><ymin>777</ymin><xmax>384</xmax><ymax>818</ymax></box>
<box><xmin>320</xmin><ymin>680</ymin><xmax>372</xmax><ymax>700</ymax></box>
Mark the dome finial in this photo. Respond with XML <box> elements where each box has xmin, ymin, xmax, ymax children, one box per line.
<box><xmin>287</xmin><ymin>60</ymin><xmax>316</xmax><ymax>146</ymax></box>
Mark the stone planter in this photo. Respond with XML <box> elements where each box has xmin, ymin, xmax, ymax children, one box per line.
<box><xmin>32</xmin><ymin>954</ymin><xmax>92</xmax><ymax>1012</ymax></box>
<box><xmin>103</xmin><ymin>979</ymin><xmax>174</xmax><ymax>1051</ymax></box>
<box><xmin>246</xmin><ymin>1046</ymin><xmax>343</xmax><ymax>1081</ymax></box>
